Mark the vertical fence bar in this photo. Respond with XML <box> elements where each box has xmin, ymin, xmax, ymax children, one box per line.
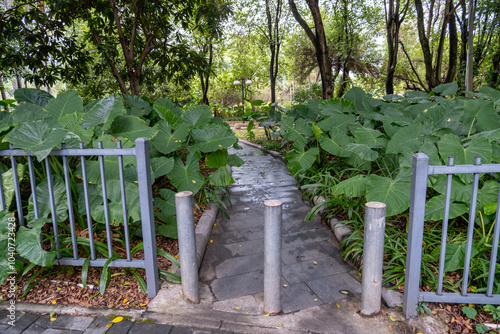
<box><xmin>0</xmin><ymin>162</ymin><xmax>5</xmax><ymax>211</ymax></box>
<box><xmin>117</xmin><ymin>141</ymin><xmax>131</xmax><ymax>261</ymax></box>
<box><xmin>403</xmin><ymin>153</ymin><xmax>429</xmax><ymax>319</ymax></box>
<box><xmin>175</xmin><ymin>191</ymin><xmax>199</xmax><ymax>303</ymax></box>
<box><xmin>136</xmin><ymin>138</ymin><xmax>159</xmax><ymax>298</ymax></box>
<box><xmin>27</xmin><ymin>156</ymin><xmax>40</xmax><ymax>219</ymax></box>
<box><xmin>80</xmin><ymin>143</ymin><xmax>96</xmax><ymax>260</ymax></box>
<box><xmin>361</xmin><ymin>201</ymin><xmax>386</xmax><ymax>316</ymax></box>
<box><xmin>61</xmin><ymin>144</ymin><xmax>78</xmax><ymax>259</ymax></box>
<box><xmin>10</xmin><ymin>144</ymin><xmax>24</xmax><ymax>226</ymax></box>
<box><xmin>437</xmin><ymin>157</ymin><xmax>454</xmax><ymax>295</ymax></box>
<box><xmin>264</xmin><ymin>199</ymin><xmax>283</xmax><ymax>315</ymax></box>
<box><xmin>486</xmin><ymin>186</ymin><xmax>500</xmax><ymax>297</ymax></box>
<box><xmin>98</xmin><ymin>141</ymin><xmax>113</xmax><ymax>259</ymax></box>
<box><xmin>462</xmin><ymin>157</ymin><xmax>481</xmax><ymax>295</ymax></box>
<box><xmin>45</xmin><ymin>157</ymin><xmax>61</xmax><ymax>259</ymax></box>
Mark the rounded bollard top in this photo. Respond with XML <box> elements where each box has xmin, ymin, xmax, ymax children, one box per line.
<box><xmin>264</xmin><ymin>199</ymin><xmax>282</xmax><ymax>207</ymax></box>
<box><xmin>365</xmin><ymin>201</ymin><xmax>386</xmax><ymax>209</ymax></box>
<box><xmin>176</xmin><ymin>191</ymin><xmax>194</xmax><ymax>198</ymax></box>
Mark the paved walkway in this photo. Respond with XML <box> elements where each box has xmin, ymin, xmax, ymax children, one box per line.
<box><xmin>199</xmin><ymin>143</ymin><xmax>361</xmax><ymax>314</ymax></box>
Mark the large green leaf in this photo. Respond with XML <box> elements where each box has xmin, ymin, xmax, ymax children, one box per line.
<box><xmin>319</xmin><ymin>133</ymin><xmax>352</xmax><ymax>157</ymax></box>
<box><xmin>345</xmin><ymin>143</ymin><xmax>379</xmax><ymax>161</ymax></box>
<box><xmin>386</xmin><ymin>122</ymin><xmax>427</xmax><ymax>154</ymax></box>
<box><xmin>331</xmin><ymin>175</ymin><xmax>368</xmax><ymax>197</ymax></box>
<box><xmin>12</xmin><ymin>102</ymin><xmax>45</xmax><ymax>124</ymax></box>
<box><xmin>430</xmin><ymin>175</ymin><xmax>471</xmax><ymax>203</ymax></box>
<box><xmin>366</xmin><ymin>169</ymin><xmax>412</xmax><ymax>216</ymax></box>
<box><xmin>110</xmin><ymin>115</ymin><xmax>158</xmax><ymax>141</ymax></box>
<box><xmin>432</xmin><ymin>82</ymin><xmax>458</xmax><ymax>96</ymax></box>
<box><xmin>287</xmin><ymin>147</ymin><xmax>319</xmax><ymax>177</ymax></box>
<box><xmin>156</xmin><ymin>216</ymin><xmax>178</xmax><ymax>239</ymax></box>
<box><xmin>16</xmin><ymin>218</ymin><xmax>56</xmax><ymax>267</ymax></box>
<box><xmin>2</xmin><ymin>165</ymin><xmax>26</xmax><ymax>210</ymax></box>
<box><xmin>209</xmin><ymin>167</ymin><xmax>235</xmax><ymax>186</ymax></box>
<box><xmin>318</xmin><ymin>98</ymin><xmax>355</xmax><ymax>116</ymax></box>
<box><xmin>227</xmin><ymin>154</ymin><xmax>244</xmax><ymax>167</ymax></box>
<box><xmin>478</xmin><ymin>180</ymin><xmax>499</xmax><ymax>212</ymax></box>
<box><xmin>26</xmin><ymin>174</ymin><xmax>68</xmax><ymax>224</ymax></box>
<box><xmin>101</xmin><ymin>180</ymin><xmax>141</xmax><ymax>223</ymax></box>
<box><xmin>461</xmin><ymin>100</ymin><xmax>499</xmax><ymax>132</ymax></box>
<box><xmin>44</xmin><ymin>91</ymin><xmax>83</xmax><ymax>120</ymax></box>
<box><xmin>151</xmin><ymin>122</ymin><xmax>189</xmax><ymax>155</ymax></box>
<box><xmin>124</xmin><ymin>94</ymin><xmax>151</xmax><ymax>116</ymax></box>
<box><xmin>181</xmin><ymin>105</ymin><xmax>212</xmax><ymax>128</ymax></box>
<box><xmin>3</xmin><ymin>120</ymin><xmax>68</xmax><ymax>161</ymax></box>
<box><xmin>438</xmin><ymin>134</ymin><xmax>492</xmax><ymax>165</ymax></box>
<box><xmin>317</xmin><ymin>113</ymin><xmax>356</xmax><ymax>134</ymax></box>
<box><xmin>424</xmin><ymin>195</ymin><xmax>469</xmax><ymax>220</ymax></box>
<box><xmin>92</xmin><ymin>200</ymin><xmax>140</xmax><ymax>226</ymax></box>
<box><xmin>155</xmin><ymin>97</ymin><xmax>182</xmax><ymax>116</ymax></box>
<box><xmin>56</xmin><ymin>112</ymin><xmax>93</xmax><ymax>145</ymax></box>
<box><xmin>167</xmin><ymin>151</ymin><xmax>204</xmax><ymax>194</ymax></box>
<box><xmin>154</xmin><ymin>105</ymin><xmax>180</xmax><ymax>127</ymax></box>
<box><xmin>205</xmin><ymin>150</ymin><xmax>228</xmax><ymax>168</ymax></box>
<box><xmin>154</xmin><ymin>189</ymin><xmax>177</xmax><ymax>217</ymax></box>
<box><xmin>354</xmin><ymin>127</ymin><xmax>386</xmax><ymax>147</ymax></box>
<box><xmin>14</xmin><ymin>88</ymin><xmax>54</xmax><ymax>107</ymax></box>
<box><xmin>281</xmin><ymin>118</ymin><xmax>313</xmax><ymax>148</ymax></box>
<box><xmin>441</xmin><ymin>243</ymin><xmax>478</xmax><ymax>273</ymax></box>
<box><xmin>150</xmin><ymin>156</ymin><xmax>174</xmax><ymax>178</ymax></box>
<box><xmin>191</xmin><ymin>124</ymin><xmax>237</xmax><ymax>153</ymax></box>
<box><xmin>82</xmin><ymin>94</ymin><xmax>125</xmax><ymax>131</ymax></box>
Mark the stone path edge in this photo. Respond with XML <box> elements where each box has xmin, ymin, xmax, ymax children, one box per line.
<box><xmin>236</xmin><ymin>138</ymin><xmax>404</xmax><ymax>308</ymax></box>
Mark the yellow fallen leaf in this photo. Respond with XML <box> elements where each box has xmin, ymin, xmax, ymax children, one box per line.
<box><xmin>245</xmin><ymin>311</ymin><xmax>249</xmax><ymax>315</ymax></box>
<box><xmin>336</xmin><ymin>304</ymin><xmax>340</xmax><ymax>308</ymax></box>
<box><xmin>106</xmin><ymin>324</ymin><xmax>113</xmax><ymax>328</ymax></box>
<box><xmin>52</xmin><ymin>301</ymin><xmax>57</xmax><ymax>304</ymax></box>
<box><xmin>263</xmin><ymin>314</ymin><xmax>270</xmax><ymax>317</ymax></box>
<box><xmin>111</xmin><ymin>316</ymin><xmax>124</xmax><ymax>323</ymax></box>
<box><xmin>214</xmin><ymin>224</ymin><xmax>216</xmax><ymax>227</ymax></box>
<box><xmin>283</xmin><ymin>284</ymin><xmax>288</xmax><ymax>287</ymax></box>
<box><xmin>124</xmin><ymin>282</ymin><xmax>130</xmax><ymax>286</ymax></box>
<box><xmin>139</xmin><ymin>303</ymin><xmax>147</xmax><ymax>306</ymax></box>
<box><xmin>468</xmin><ymin>303</ymin><xmax>474</xmax><ymax>307</ymax></box>
<box><xmin>313</xmin><ymin>261</ymin><xmax>317</xmax><ymax>265</ymax></box>
<box><xmin>389</xmin><ymin>315</ymin><xmax>396</xmax><ymax>322</ymax></box>
<box><xmin>210</xmin><ymin>240</ymin><xmax>213</xmax><ymax>243</ymax></box>
<box><xmin>340</xmin><ymin>290</ymin><xmax>348</xmax><ymax>295</ymax></box>
<box><xmin>122</xmin><ymin>298</ymin><xmax>128</xmax><ymax>304</ymax></box>
<box><xmin>121</xmin><ymin>279</ymin><xmax>124</xmax><ymax>284</ymax></box>
<box><xmin>50</xmin><ymin>317</ymin><xmax>57</xmax><ymax>322</ymax></box>
<box><xmin>174</xmin><ymin>255</ymin><xmax>178</xmax><ymax>259</ymax></box>
<box><xmin>278</xmin><ymin>322</ymin><xmax>283</xmax><ymax>327</ymax></box>
<box><xmin>314</xmin><ymin>299</ymin><xmax>318</xmax><ymax>302</ymax></box>
<box><xmin>235</xmin><ymin>307</ymin><xmax>241</xmax><ymax>310</ymax></box>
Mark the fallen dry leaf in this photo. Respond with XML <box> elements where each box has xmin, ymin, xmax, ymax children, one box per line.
<box><xmin>111</xmin><ymin>316</ymin><xmax>123</xmax><ymax>323</ymax></box>
<box><xmin>388</xmin><ymin>325</ymin><xmax>393</xmax><ymax>332</ymax></box>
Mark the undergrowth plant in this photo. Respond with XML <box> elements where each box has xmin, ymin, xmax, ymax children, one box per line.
<box><xmin>264</xmin><ymin>83</ymin><xmax>500</xmax><ymax>293</ymax></box>
<box><xmin>0</xmin><ymin>88</ymin><xmax>243</xmax><ymax>295</ymax></box>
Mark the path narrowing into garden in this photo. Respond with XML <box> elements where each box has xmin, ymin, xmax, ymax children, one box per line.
<box><xmin>199</xmin><ymin>142</ymin><xmax>362</xmax><ymax>314</ymax></box>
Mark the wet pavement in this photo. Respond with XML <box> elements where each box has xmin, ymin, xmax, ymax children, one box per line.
<box><xmin>199</xmin><ymin>143</ymin><xmax>361</xmax><ymax>314</ymax></box>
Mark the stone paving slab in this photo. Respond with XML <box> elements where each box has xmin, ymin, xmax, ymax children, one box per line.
<box><xmin>1</xmin><ymin>312</ymin><xmax>40</xmax><ymax>334</ymax></box>
<box><xmin>306</xmin><ymin>273</ymin><xmax>362</xmax><ymax>304</ymax></box>
<box><xmin>282</xmin><ymin>256</ymin><xmax>352</xmax><ymax>285</ymax></box>
<box><xmin>211</xmin><ymin>270</ymin><xmax>264</xmax><ymax>301</ymax></box>
<box><xmin>49</xmin><ymin>315</ymin><xmax>94</xmax><ymax>331</ymax></box>
<box><xmin>282</xmin><ymin>240</ymin><xmax>340</xmax><ymax>265</ymax></box>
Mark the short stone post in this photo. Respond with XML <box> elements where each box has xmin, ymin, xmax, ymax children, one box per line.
<box><xmin>175</xmin><ymin>191</ymin><xmax>199</xmax><ymax>303</ymax></box>
<box><xmin>361</xmin><ymin>201</ymin><xmax>386</xmax><ymax>315</ymax></box>
<box><xmin>264</xmin><ymin>199</ymin><xmax>283</xmax><ymax>315</ymax></box>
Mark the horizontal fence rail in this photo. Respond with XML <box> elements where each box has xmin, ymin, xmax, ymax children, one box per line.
<box><xmin>0</xmin><ymin>137</ymin><xmax>159</xmax><ymax>298</ymax></box>
<box><xmin>404</xmin><ymin>153</ymin><xmax>500</xmax><ymax>318</ymax></box>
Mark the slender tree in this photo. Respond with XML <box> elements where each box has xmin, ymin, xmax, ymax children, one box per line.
<box><xmin>288</xmin><ymin>0</ymin><xmax>333</xmax><ymax>99</ymax></box>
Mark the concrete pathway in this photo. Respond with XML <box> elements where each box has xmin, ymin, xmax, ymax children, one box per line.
<box><xmin>199</xmin><ymin>143</ymin><xmax>362</xmax><ymax>314</ymax></box>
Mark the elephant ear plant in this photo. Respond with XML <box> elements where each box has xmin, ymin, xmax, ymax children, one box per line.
<box><xmin>0</xmin><ymin>88</ymin><xmax>242</xmax><ymax>296</ymax></box>
<box><xmin>274</xmin><ymin>84</ymin><xmax>500</xmax><ymax>292</ymax></box>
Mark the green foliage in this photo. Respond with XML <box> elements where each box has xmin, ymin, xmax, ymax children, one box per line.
<box><xmin>0</xmin><ymin>89</ymin><xmax>240</xmax><ymax>294</ymax></box>
<box><xmin>274</xmin><ymin>85</ymin><xmax>500</xmax><ymax>294</ymax></box>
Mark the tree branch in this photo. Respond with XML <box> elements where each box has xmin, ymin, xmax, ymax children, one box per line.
<box><xmin>288</xmin><ymin>0</ymin><xmax>316</xmax><ymax>44</ymax></box>
<box><xmin>399</xmin><ymin>41</ymin><xmax>427</xmax><ymax>91</ymax></box>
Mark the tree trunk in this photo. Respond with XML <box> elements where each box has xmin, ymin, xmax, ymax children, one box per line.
<box><xmin>0</xmin><ymin>75</ymin><xmax>8</xmax><ymax>111</ymax></box>
<box><xmin>491</xmin><ymin>52</ymin><xmax>500</xmax><ymax>87</ymax></box>
<box><xmin>445</xmin><ymin>0</ymin><xmax>458</xmax><ymax>83</ymax></box>
<box><xmin>199</xmin><ymin>43</ymin><xmax>212</xmax><ymax>105</ymax></box>
<box><xmin>289</xmin><ymin>0</ymin><xmax>333</xmax><ymax>99</ymax></box>
<box><xmin>415</xmin><ymin>0</ymin><xmax>439</xmax><ymax>90</ymax></box>
<box><xmin>385</xmin><ymin>0</ymin><xmax>409</xmax><ymax>94</ymax></box>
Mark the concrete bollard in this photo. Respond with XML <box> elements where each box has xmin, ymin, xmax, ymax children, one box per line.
<box><xmin>361</xmin><ymin>201</ymin><xmax>386</xmax><ymax>315</ymax></box>
<box><xmin>264</xmin><ymin>199</ymin><xmax>283</xmax><ymax>315</ymax></box>
<box><xmin>175</xmin><ymin>191</ymin><xmax>199</xmax><ymax>304</ymax></box>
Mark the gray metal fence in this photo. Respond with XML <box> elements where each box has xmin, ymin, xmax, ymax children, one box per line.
<box><xmin>0</xmin><ymin>137</ymin><xmax>159</xmax><ymax>298</ymax></box>
<box><xmin>403</xmin><ymin>153</ymin><xmax>500</xmax><ymax>318</ymax></box>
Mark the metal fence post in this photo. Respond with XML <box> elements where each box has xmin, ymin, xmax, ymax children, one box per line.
<box><xmin>403</xmin><ymin>153</ymin><xmax>429</xmax><ymax>318</ymax></box>
<box><xmin>361</xmin><ymin>201</ymin><xmax>386</xmax><ymax>315</ymax></box>
<box><xmin>175</xmin><ymin>191</ymin><xmax>200</xmax><ymax>303</ymax></box>
<box><xmin>135</xmin><ymin>138</ymin><xmax>159</xmax><ymax>298</ymax></box>
<box><xmin>264</xmin><ymin>199</ymin><xmax>282</xmax><ymax>315</ymax></box>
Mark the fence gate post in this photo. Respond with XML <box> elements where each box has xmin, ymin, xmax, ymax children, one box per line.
<box><xmin>264</xmin><ymin>199</ymin><xmax>282</xmax><ymax>315</ymax></box>
<box><xmin>175</xmin><ymin>191</ymin><xmax>200</xmax><ymax>303</ymax></box>
<box><xmin>136</xmin><ymin>138</ymin><xmax>159</xmax><ymax>298</ymax></box>
<box><xmin>361</xmin><ymin>201</ymin><xmax>386</xmax><ymax>315</ymax></box>
<box><xmin>403</xmin><ymin>153</ymin><xmax>429</xmax><ymax>318</ymax></box>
